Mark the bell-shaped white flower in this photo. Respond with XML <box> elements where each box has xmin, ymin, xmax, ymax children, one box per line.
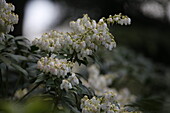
<box><xmin>68</xmin><ymin>73</ymin><xmax>79</xmax><ymax>85</ymax></box>
<box><xmin>60</xmin><ymin>80</ymin><xmax>72</xmax><ymax>91</ymax></box>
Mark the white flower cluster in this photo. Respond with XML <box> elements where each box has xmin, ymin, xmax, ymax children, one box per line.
<box><xmin>106</xmin><ymin>13</ymin><xmax>131</xmax><ymax>25</ymax></box>
<box><xmin>81</xmin><ymin>91</ymin><xmax>141</xmax><ymax>113</ymax></box>
<box><xmin>60</xmin><ymin>73</ymin><xmax>79</xmax><ymax>91</ymax></box>
<box><xmin>0</xmin><ymin>0</ymin><xmax>18</xmax><ymax>35</ymax></box>
<box><xmin>81</xmin><ymin>96</ymin><xmax>101</xmax><ymax>113</ymax></box>
<box><xmin>37</xmin><ymin>57</ymin><xmax>79</xmax><ymax>91</ymax></box>
<box><xmin>32</xmin><ymin>31</ymin><xmax>72</xmax><ymax>53</ymax></box>
<box><xmin>81</xmin><ymin>92</ymin><xmax>123</xmax><ymax>113</ymax></box>
<box><xmin>60</xmin><ymin>79</ymin><xmax>72</xmax><ymax>91</ymax></box>
<box><xmin>33</xmin><ymin>14</ymin><xmax>131</xmax><ymax>60</ymax></box>
<box><xmin>81</xmin><ymin>65</ymin><xmax>136</xmax><ymax>107</ymax></box>
<box><xmin>37</xmin><ymin>57</ymin><xmax>74</xmax><ymax>78</ymax></box>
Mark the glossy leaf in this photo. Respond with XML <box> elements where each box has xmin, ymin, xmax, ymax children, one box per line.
<box><xmin>11</xmin><ymin>63</ymin><xmax>28</xmax><ymax>76</ymax></box>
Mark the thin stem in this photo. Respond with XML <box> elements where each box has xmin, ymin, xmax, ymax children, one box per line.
<box><xmin>19</xmin><ymin>83</ymin><xmax>41</xmax><ymax>102</ymax></box>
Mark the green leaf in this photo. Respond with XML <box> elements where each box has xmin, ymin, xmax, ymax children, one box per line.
<box><xmin>91</xmin><ymin>53</ymin><xmax>102</xmax><ymax>67</ymax></box>
<box><xmin>30</xmin><ymin>45</ymin><xmax>39</xmax><ymax>52</ymax></box>
<box><xmin>5</xmin><ymin>34</ymin><xmax>14</xmax><ymax>41</ymax></box>
<box><xmin>55</xmin><ymin>55</ymin><xmax>67</xmax><ymax>59</ymax></box>
<box><xmin>4</xmin><ymin>53</ymin><xmax>27</xmax><ymax>62</ymax></box>
<box><xmin>20</xmin><ymin>49</ymin><xmax>30</xmax><ymax>54</ymax></box>
<box><xmin>63</xmin><ymin>92</ymin><xmax>77</xmax><ymax>107</ymax></box>
<box><xmin>0</xmin><ymin>55</ymin><xmax>11</xmax><ymax>64</ymax></box>
<box><xmin>75</xmin><ymin>72</ymin><xmax>88</xmax><ymax>81</ymax></box>
<box><xmin>16</xmin><ymin>41</ymin><xmax>31</xmax><ymax>50</ymax></box>
<box><xmin>34</xmin><ymin>73</ymin><xmax>46</xmax><ymax>83</ymax></box>
<box><xmin>0</xmin><ymin>44</ymin><xmax>5</xmax><ymax>50</ymax></box>
<box><xmin>75</xmin><ymin>84</ymin><xmax>94</xmax><ymax>97</ymax></box>
<box><xmin>64</xmin><ymin>102</ymin><xmax>81</xmax><ymax>113</ymax></box>
<box><xmin>11</xmin><ymin>63</ymin><xmax>28</xmax><ymax>76</ymax></box>
<box><xmin>14</xmin><ymin>36</ymin><xmax>29</xmax><ymax>41</ymax></box>
<box><xmin>76</xmin><ymin>58</ymin><xmax>88</xmax><ymax>66</ymax></box>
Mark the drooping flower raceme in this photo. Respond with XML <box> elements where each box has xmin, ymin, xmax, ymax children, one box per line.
<box><xmin>106</xmin><ymin>13</ymin><xmax>131</xmax><ymax>25</ymax></box>
<box><xmin>81</xmin><ymin>91</ymin><xmax>141</xmax><ymax>113</ymax></box>
<box><xmin>35</xmin><ymin>14</ymin><xmax>131</xmax><ymax>92</ymax></box>
<box><xmin>0</xmin><ymin>0</ymin><xmax>18</xmax><ymax>36</ymax></box>
<box><xmin>68</xmin><ymin>73</ymin><xmax>79</xmax><ymax>85</ymax></box>
<box><xmin>81</xmin><ymin>96</ymin><xmax>101</xmax><ymax>113</ymax></box>
<box><xmin>37</xmin><ymin>57</ymin><xmax>79</xmax><ymax>91</ymax></box>
<box><xmin>37</xmin><ymin>57</ymin><xmax>74</xmax><ymax>78</ymax></box>
<box><xmin>33</xmin><ymin>14</ymin><xmax>131</xmax><ymax>60</ymax></box>
<box><xmin>60</xmin><ymin>79</ymin><xmax>72</xmax><ymax>91</ymax></box>
<box><xmin>60</xmin><ymin>73</ymin><xmax>79</xmax><ymax>91</ymax></box>
<box><xmin>81</xmin><ymin>92</ymin><xmax>122</xmax><ymax>113</ymax></box>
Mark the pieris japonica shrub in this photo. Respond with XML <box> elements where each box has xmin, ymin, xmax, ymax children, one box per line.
<box><xmin>0</xmin><ymin>0</ymin><xmax>142</xmax><ymax>113</ymax></box>
<box><xmin>30</xmin><ymin>13</ymin><xmax>137</xmax><ymax>113</ymax></box>
<box><xmin>32</xmin><ymin>13</ymin><xmax>131</xmax><ymax>60</ymax></box>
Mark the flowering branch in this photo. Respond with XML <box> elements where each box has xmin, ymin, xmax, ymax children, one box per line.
<box><xmin>33</xmin><ymin>14</ymin><xmax>131</xmax><ymax>62</ymax></box>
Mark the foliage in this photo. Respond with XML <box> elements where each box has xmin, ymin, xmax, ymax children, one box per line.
<box><xmin>0</xmin><ymin>34</ymin><xmax>30</xmax><ymax>97</ymax></box>
<box><xmin>2</xmin><ymin>0</ymin><xmax>169</xmax><ymax>113</ymax></box>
